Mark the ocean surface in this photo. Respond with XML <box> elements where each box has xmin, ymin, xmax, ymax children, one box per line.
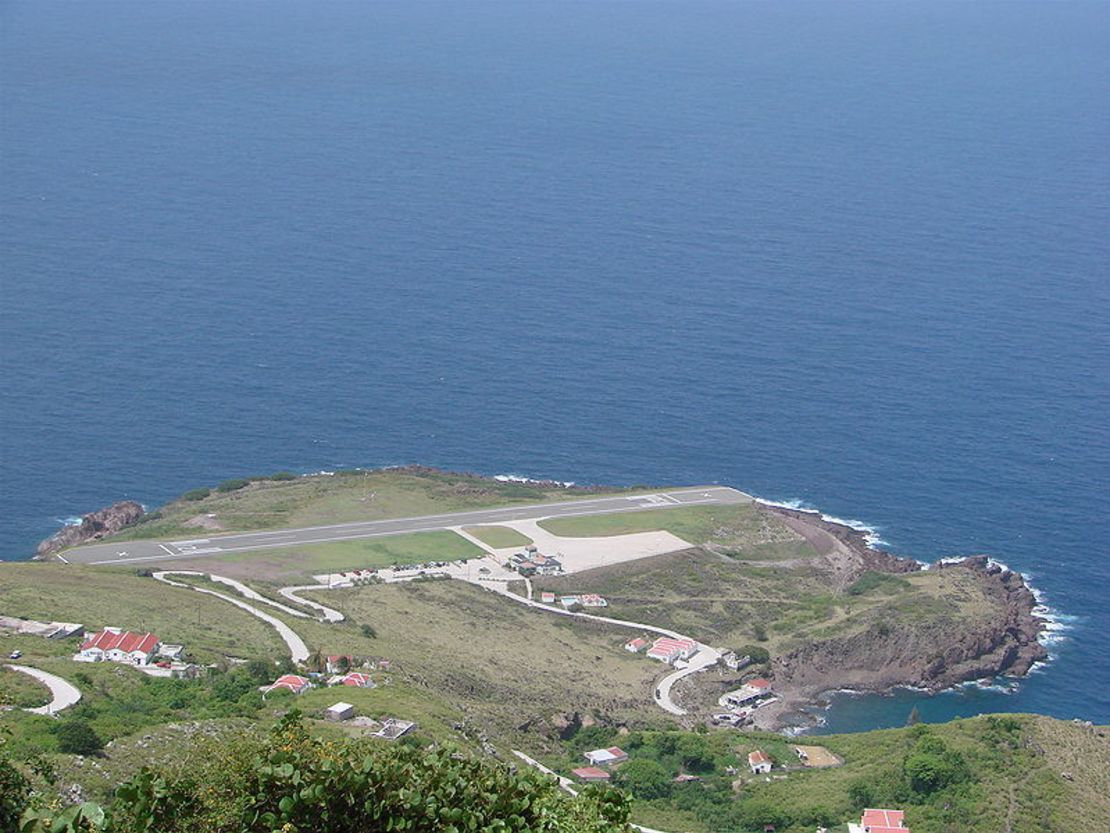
<box><xmin>1</xmin><ymin>1</ymin><xmax>1107</xmax><ymax>731</ymax></box>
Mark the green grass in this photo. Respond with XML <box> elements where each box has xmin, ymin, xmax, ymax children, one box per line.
<box><xmin>0</xmin><ymin>665</ymin><xmax>51</xmax><ymax>708</ymax></box>
<box><xmin>462</xmin><ymin>525</ymin><xmax>533</xmax><ymax>548</ymax></box>
<box><xmin>0</xmin><ymin>564</ymin><xmax>287</xmax><ymax>662</ymax></box>
<box><xmin>104</xmin><ymin>468</ymin><xmax>656</xmax><ymax>544</ymax></box>
<box><xmin>538</xmin><ymin>504</ymin><xmax>816</xmax><ymax>560</ymax></box>
<box><xmin>205</xmin><ymin>530</ymin><xmax>485</xmax><ymax>583</ymax></box>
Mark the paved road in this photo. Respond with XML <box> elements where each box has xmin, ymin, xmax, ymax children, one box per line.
<box><xmin>152</xmin><ymin>571</ymin><xmax>310</xmax><ymax>663</ymax></box>
<box><xmin>477</xmin><ymin>578</ymin><xmax>720</xmax><ymax>715</ymax></box>
<box><xmin>5</xmin><ymin>664</ymin><xmax>82</xmax><ymax>716</ymax></box>
<box><xmin>62</xmin><ymin>486</ymin><xmax>749</xmax><ymax>566</ymax></box>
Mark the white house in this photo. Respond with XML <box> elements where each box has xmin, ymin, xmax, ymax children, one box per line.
<box><xmin>325</xmin><ymin>702</ymin><xmax>355</xmax><ymax>722</ymax></box>
<box><xmin>78</xmin><ymin>628</ymin><xmax>160</xmax><ymax>665</ymax></box>
<box><xmin>748</xmin><ymin>750</ymin><xmax>772</xmax><ymax>775</ymax></box>
<box><xmin>584</xmin><ymin>746</ymin><xmax>629</xmax><ymax>767</ymax></box>
<box><xmin>646</xmin><ymin>636</ymin><xmax>698</xmax><ymax>664</ymax></box>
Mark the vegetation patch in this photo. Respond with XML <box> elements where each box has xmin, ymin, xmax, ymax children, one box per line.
<box><xmin>463</xmin><ymin>525</ymin><xmax>533</xmax><ymax>548</ymax></box>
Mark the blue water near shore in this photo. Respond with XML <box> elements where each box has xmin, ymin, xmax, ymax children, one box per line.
<box><xmin>1</xmin><ymin>1</ymin><xmax>1107</xmax><ymax>731</ymax></box>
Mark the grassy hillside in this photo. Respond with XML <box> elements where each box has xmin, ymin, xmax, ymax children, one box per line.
<box><xmin>539</xmin><ymin>503</ymin><xmax>815</xmax><ymax>561</ymax></box>
<box><xmin>104</xmin><ymin>468</ymin><xmax>651</xmax><ymax>543</ymax></box>
<box><xmin>530</xmin><ymin>549</ymin><xmax>1000</xmax><ymax>657</ymax></box>
<box><xmin>544</xmin><ymin>715</ymin><xmax>1109</xmax><ymax>833</ymax></box>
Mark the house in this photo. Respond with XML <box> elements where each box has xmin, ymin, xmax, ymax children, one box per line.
<box><xmin>326</xmin><ymin>655</ymin><xmax>355</xmax><ymax>674</ymax></box>
<box><xmin>647</xmin><ymin>636</ymin><xmax>698</xmax><ymax>664</ymax></box>
<box><xmin>720</xmin><ymin>678</ymin><xmax>774</xmax><ymax>709</ymax></box>
<box><xmin>584</xmin><ymin>746</ymin><xmax>629</xmax><ymax>767</ymax></box>
<box><xmin>571</xmin><ymin>767</ymin><xmax>611</xmax><ymax>782</ymax></box>
<box><xmin>265</xmin><ymin>674</ymin><xmax>312</xmax><ymax>695</ymax></box>
<box><xmin>340</xmin><ymin>671</ymin><xmax>375</xmax><ymax>688</ymax></box>
<box><xmin>720</xmin><ymin>651</ymin><xmax>751</xmax><ymax>671</ymax></box>
<box><xmin>540</xmin><ymin>592</ymin><xmax>556</xmax><ymax>604</ymax></box>
<box><xmin>848</xmin><ymin>809</ymin><xmax>909</xmax><ymax>833</ymax></box>
<box><xmin>748</xmin><ymin>750</ymin><xmax>772</xmax><ymax>774</ymax></box>
<box><xmin>78</xmin><ymin>628</ymin><xmax>160</xmax><ymax>665</ymax></box>
<box><xmin>158</xmin><ymin>644</ymin><xmax>185</xmax><ymax>660</ymax></box>
<box><xmin>326</xmin><ymin>702</ymin><xmax>355</xmax><ymax>721</ymax></box>
<box><xmin>579</xmin><ymin>594</ymin><xmax>607</xmax><ymax>607</ymax></box>
<box><xmin>624</xmin><ymin>637</ymin><xmax>649</xmax><ymax>653</ymax></box>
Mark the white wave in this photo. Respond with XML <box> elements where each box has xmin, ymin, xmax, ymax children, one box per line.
<box><xmin>494</xmin><ymin>473</ymin><xmax>575</xmax><ymax>487</ymax></box>
<box><xmin>54</xmin><ymin>516</ymin><xmax>83</xmax><ymax>527</ymax></box>
<box><xmin>754</xmin><ymin>496</ymin><xmax>890</xmax><ymax>547</ymax></box>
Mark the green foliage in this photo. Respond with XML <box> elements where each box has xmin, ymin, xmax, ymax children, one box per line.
<box><xmin>848</xmin><ymin>571</ymin><xmax>911</xmax><ymax>596</ymax></box>
<box><xmin>903</xmin><ymin>733</ymin><xmax>970</xmax><ymax>795</ymax></box>
<box><xmin>1</xmin><ymin>733</ymin><xmax>33</xmax><ymax>832</ymax></box>
<box><xmin>104</xmin><ymin>716</ymin><xmax>632</xmax><ymax>832</ymax></box>
<box><xmin>54</xmin><ymin>720</ymin><xmax>103</xmax><ymax>756</ymax></box>
<box><xmin>180</xmin><ymin>488</ymin><xmax>210</xmax><ymax>502</ymax></box>
<box><xmin>752</xmin><ymin>623</ymin><xmax>768</xmax><ymax>642</ymax></box>
<box><xmin>268</xmin><ymin>471</ymin><xmax>297</xmax><ymax>481</ymax></box>
<box><xmin>215</xmin><ymin>479</ymin><xmax>250</xmax><ymax>494</ymax></box>
<box><xmin>734</xmin><ymin>644</ymin><xmax>770</xmax><ymax>664</ymax></box>
<box><xmin>615</xmin><ymin>759</ymin><xmax>672</xmax><ymax>800</ymax></box>
<box><xmin>360</xmin><ymin>623</ymin><xmax>377</xmax><ymax>639</ymax></box>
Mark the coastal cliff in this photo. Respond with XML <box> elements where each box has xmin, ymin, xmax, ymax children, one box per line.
<box><xmin>761</xmin><ymin>507</ymin><xmax>1048</xmax><ymax>705</ymax></box>
<box><xmin>35</xmin><ymin>500</ymin><xmax>144</xmax><ymax>559</ymax></box>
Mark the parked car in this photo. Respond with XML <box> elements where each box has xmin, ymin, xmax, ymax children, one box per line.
<box><xmin>9</xmin><ymin>650</ymin><xmax>22</xmax><ymax>659</ymax></box>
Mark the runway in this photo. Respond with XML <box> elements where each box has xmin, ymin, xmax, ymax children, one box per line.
<box><xmin>61</xmin><ymin>486</ymin><xmax>750</xmax><ymax>566</ymax></box>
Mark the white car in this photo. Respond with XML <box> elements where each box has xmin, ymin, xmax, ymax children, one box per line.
<box><xmin>9</xmin><ymin>650</ymin><xmax>22</xmax><ymax>659</ymax></box>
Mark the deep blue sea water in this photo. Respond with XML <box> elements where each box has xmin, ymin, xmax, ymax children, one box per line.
<box><xmin>1</xmin><ymin>1</ymin><xmax>1107</xmax><ymax>731</ymax></box>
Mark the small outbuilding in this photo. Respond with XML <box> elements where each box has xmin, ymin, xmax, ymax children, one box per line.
<box><xmin>572</xmin><ymin>767</ymin><xmax>611</xmax><ymax>782</ymax></box>
<box><xmin>326</xmin><ymin>702</ymin><xmax>355</xmax><ymax>722</ymax></box>
<box><xmin>748</xmin><ymin>750</ymin><xmax>772</xmax><ymax>775</ymax></box>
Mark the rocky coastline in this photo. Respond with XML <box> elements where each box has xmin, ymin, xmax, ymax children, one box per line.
<box><xmin>35</xmin><ymin>500</ymin><xmax>144</xmax><ymax>560</ymax></box>
<box><xmin>751</xmin><ymin>506</ymin><xmax>1049</xmax><ymax>730</ymax></box>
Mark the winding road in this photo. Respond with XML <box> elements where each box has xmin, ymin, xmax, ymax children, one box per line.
<box><xmin>152</xmin><ymin>571</ymin><xmax>309</xmax><ymax>663</ymax></box>
<box><xmin>5</xmin><ymin>664</ymin><xmax>81</xmax><ymax>716</ymax></box>
<box><xmin>278</xmin><ymin>585</ymin><xmax>345</xmax><ymax>622</ymax></box>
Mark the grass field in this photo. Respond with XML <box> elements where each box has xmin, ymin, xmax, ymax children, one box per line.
<box><xmin>106</xmin><ymin>468</ymin><xmax>654</xmax><ymax>543</ymax></box>
<box><xmin>300</xmin><ymin>579</ymin><xmax>664</xmax><ymax>738</ymax></box>
<box><xmin>462</xmin><ymin>525</ymin><xmax>533</xmax><ymax>548</ymax></box>
<box><xmin>538</xmin><ymin>503</ymin><xmax>815</xmax><ymax>561</ymax></box>
<box><xmin>0</xmin><ymin>665</ymin><xmax>51</xmax><ymax>708</ymax></box>
<box><xmin>531</xmin><ymin>550</ymin><xmax>1003</xmax><ymax>657</ymax></box>
<box><xmin>0</xmin><ymin>564</ymin><xmax>288</xmax><ymax>662</ymax></box>
<box><xmin>191</xmin><ymin>530</ymin><xmax>485</xmax><ymax>583</ymax></box>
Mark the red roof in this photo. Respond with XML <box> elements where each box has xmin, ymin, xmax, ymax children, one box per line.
<box><xmin>652</xmin><ymin>636</ymin><xmax>697</xmax><ymax>652</ymax></box>
<box><xmin>748</xmin><ymin>678</ymin><xmax>771</xmax><ymax>689</ymax></box>
<box><xmin>342</xmin><ymin>672</ymin><xmax>373</xmax><ymax>687</ymax></box>
<box><xmin>268</xmin><ymin>674</ymin><xmax>310</xmax><ymax>692</ymax></box>
<box><xmin>862</xmin><ymin>809</ymin><xmax>907</xmax><ymax>829</ymax></box>
<box><xmin>571</xmin><ymin>767</ymin><xmax>611</xmax><ymax>781</ymax></box>
<box><xmin>748</xmin><ymin>750</ymin><xmax>771</xmax><ymax>765</ymax></box>
<box><xmin>81</xmin><ymin>629</ymin><xmax>159</xmax><ymax>655</ymax></box>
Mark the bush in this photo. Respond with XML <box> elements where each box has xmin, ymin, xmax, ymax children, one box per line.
<box><xmin>216</xmin><ymin>479</ymin><xmax>250</xmax><ymax>493</ymax></box>
<box><xmin>848</xmin><ymin>571</ymin><xmax>910</xmax><ymax>596</ymax></box>
<box><xmin>734</xmin><ymin>644</ymin><xmax>770</xmax><ymax>664</ymax></box>
<box><xmin>615</xmin><ymin>759</ymin><xmax>671</xmax><ymax>800</ymax></box>
<box><xmin>268</xmin><ymin>471</ymin><xmax>297</xmax><ymax>481</ymax></box>
<box><xmin>360</xmin><ymin>624</ymin><xmax>377</xmax><ymax>639</ymax></box>
<box><xmin>182</xmin><ymin>488</ymin><xmax>211</xmax><ymax>502</ymax></box>
<box><xmin>55</xmin><ymin>720</ymin><xmax>103</xmax><ymax>756</ymax></box>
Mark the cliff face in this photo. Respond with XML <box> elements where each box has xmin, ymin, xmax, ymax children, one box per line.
<box><xmin>36</xmin><ymin>501</ymin><xmax>144</xmax><ymax>559</ymax></box>
<box><xmin>773</xmin><ymin>555</ymin><xmax>1047</xmax><ymax>696</ymax></box>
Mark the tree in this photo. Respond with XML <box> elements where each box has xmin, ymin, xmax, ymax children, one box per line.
<box><xmin>305</xmin><ymin>648</ymin><xmax>326</xmax><ymax>673</ymax></box>
<box><xmin>752</xmin><ymin>623</ymin><xmax>768</xmax><ymax>642</ymax></box>
<box><xmin>734</xmin><ymin>645</ymin><xmax>770</xmax><ymax>665</ymax></box>
<box><xmin>361</xmin><ymin>624</ymin><xmax>377</xmax><ymax>639</ymax></box>
<box><xmin>615</xmin><ymin>759</ymin><xmax>672</xmax><ymax>800</ymax></box>
<box><xmin>55</xmin><ymin>720</ymin><xmax>103</xmax><ymax>756</ymax></box>
<box><xmin>677</xmin><ymin>735</ymin><xmax>712</xmax><ymax>773</ymax></box>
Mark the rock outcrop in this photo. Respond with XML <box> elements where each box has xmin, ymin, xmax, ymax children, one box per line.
<box><xmin>36</xmin><ymin>501</ymin><xmax>145</xmax><ymax>559</ymax></box>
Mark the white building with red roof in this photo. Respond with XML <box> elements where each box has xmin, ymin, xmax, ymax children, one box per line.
<box><xmin>264</xmin><ymin>674</ymin><xmax>312</xmax><ymax>696</ymax></box>
<box><xmin>748</xmin><ymin>749</ymin><xmax>772</xmax><ymax>774</ymax></box>
<box><xmin>78</xmin><ymin>628</ymin><xmax>161</xmax><ymax>665</ymax></box>
<box><xmin>571</xmin><ymin>766</ymin><xmax>611</xmax><ymax>782</ymax></box>
<box><xmin>339</xmin><ymin>671</ymin><xmax>375</xmax><ymax>688</ymax></box>
<box><xmin>624</xmin><ymin>637</ymin><xmax>649</xmax><ymax>653</ymax></box>
<box><xmin>646</xmin><ymin>636</ymin><xmax>698</xmax><ymax>664</ymax></box>
<box><xmin>584</xmin><ymin>746</ymin><xmax>629</xmax><ymax>766</ymax></box>
<box><xmin>848</xmin><ymin>808</ymin><xmax>909</xmax><ymax>833</ymax></box>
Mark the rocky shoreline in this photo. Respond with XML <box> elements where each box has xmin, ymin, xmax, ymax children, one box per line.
<box><xmin>751</xmin><ymin>505</ymin><xmax>1049</xmax><ymax>731</ymax></box>
<box><xmin>35</xmin><ymin>501</ymin><xmax>144</xmax><ymax>560</ymax></box>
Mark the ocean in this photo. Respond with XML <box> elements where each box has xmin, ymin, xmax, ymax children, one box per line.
<box><xmin>1</xmin><ymin>0</ymin><xmax>1107</xmax><ymax>731</ymax></box>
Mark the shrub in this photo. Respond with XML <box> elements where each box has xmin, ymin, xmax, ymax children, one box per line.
<box><xmin>181</xmin><ymin>488</ymin><xmax>211</xmax><ymax>502</ymax></box>
<box><xmin>55</xmin><ymin>720</ymin><xmax>103</xmax><ymax>756</ymax></box>
<box><xmin>848</xmin><ymin>571</ymin><xmax>910</xmax><ymax>596</ymax></box>
<box><xmin>268</xmin><ymin>471</ymin><xmax>297</xmax><ymax>481</ymax></box>
<box><xmin>615</xmin><ymin>759</ymin><xmax>672</xmax><ymax>800</ymax></box>
<box><xmin>360</xmin><ymin>624</ymin><xmax>377</xmax><ymax>639</ymax></box>
<box><xmin>734</xmin><ymin>644</ymin><xmax>770</xmax><ymax>664</ymax></box>
<box><xmin>216</xmin><ymin>479</ymin><xmax>250</xmax><ymax>493</ymax></box>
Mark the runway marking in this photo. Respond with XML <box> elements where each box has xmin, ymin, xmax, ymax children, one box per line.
<box><xmin>158</xmin><ymin>544</ymin><xmax>176</xmax><ymax>555</ymax></box>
